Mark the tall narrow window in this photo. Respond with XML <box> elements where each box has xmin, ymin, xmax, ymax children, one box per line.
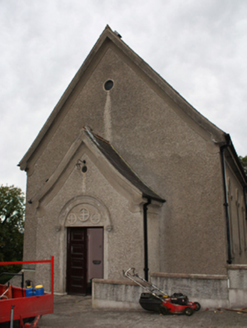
<box><xmin>241</xmin><ymin>196</ymin><xmax>247</xmax><ymax>251</ymax></box>
<box><xmin>227</xmin><ymin>178</ymin><xmax>234</xmax><ymax>257</ymax></box>
<box><xmin>236</xmin><ymin>189</ymin><xmax>242</xmax><ymax>254</ymax></box>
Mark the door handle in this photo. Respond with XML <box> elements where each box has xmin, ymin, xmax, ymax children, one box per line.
<box><xmin>92</xmin><ymin>260</ymin><xmax>101</xmax><ymax>265</ymax></box>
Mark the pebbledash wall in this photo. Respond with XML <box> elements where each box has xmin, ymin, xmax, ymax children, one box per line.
<box><xmin>19</xmin><ymin>26</ymin><xmax>247</xmax><ymax>303</ymax></box>
<box><xmin>92</xmin><ymin>265</ymin><xmax>247</xmax><ymax>309</ymax></box>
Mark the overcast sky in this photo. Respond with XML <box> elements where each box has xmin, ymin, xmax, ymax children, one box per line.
<box><xmin>0</xmin><ymin>0</ymin><xmax>246</xmax><ymax>194</ymax></box>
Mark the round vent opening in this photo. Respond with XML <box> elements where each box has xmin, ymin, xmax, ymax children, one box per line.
<box><xmin>104</xmin><ymin>80</ymin><xmax>114</xmax><ymax>91</ymax></box>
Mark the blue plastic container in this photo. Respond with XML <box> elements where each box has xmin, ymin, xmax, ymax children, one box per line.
<box><xmin>35</xmin><ymin>285</ymin><xmax>44</xmax><ymax>296</ymax></box>
<box><xmin>25</xmin><ymin>287</ymin><xmax>36</xmax><ymax>297</ymax></box>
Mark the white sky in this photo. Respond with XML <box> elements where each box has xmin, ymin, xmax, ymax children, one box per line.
<box><xmin>0</xmin><ymin>0</ymin><xmax>246</xmax><ymax>194</ymax></box>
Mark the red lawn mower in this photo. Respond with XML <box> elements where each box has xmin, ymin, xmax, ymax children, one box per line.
<box><xmin>123</xmin><ymin>268</ymin><xmax>200</xmax><ymax>316</ymax></box>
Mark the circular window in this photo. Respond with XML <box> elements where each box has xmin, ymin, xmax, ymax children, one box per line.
<box><xmin>104</xmin><ymin>80</ymin><xmax>114</xmax><ymax>91</ymax></box>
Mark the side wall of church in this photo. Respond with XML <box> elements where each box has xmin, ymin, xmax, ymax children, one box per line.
<box><xmin>226</xmin><ymin>161</ymin><xmax>247</xmax><ymax>264</ymax></box>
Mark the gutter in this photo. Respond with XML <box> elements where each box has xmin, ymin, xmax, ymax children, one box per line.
<box><xmin>220</xmin><ymin>136</ymin><xmax>232</xmax><ymax>264</ymax></box>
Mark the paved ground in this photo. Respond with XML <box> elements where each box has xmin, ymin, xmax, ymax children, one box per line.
<box><xmin>39</xmin><ymin>295</ymin><xmax>247</xmax><ymax>328</ymax></box>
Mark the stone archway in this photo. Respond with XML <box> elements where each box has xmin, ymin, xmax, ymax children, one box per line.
<box><xmin>63</xmin><ymin>195</ymin><xmax>112</xmax><ymax>230</ymax></box>
<box><xmin>57</xmin><ymin>195</ymin><xmax>112</xmax><ymax>294</ymax></box>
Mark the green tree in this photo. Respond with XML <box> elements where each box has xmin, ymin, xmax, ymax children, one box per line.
<box><xmin>239</xmin><ymin>155</ymin><xmax>247</xmax><ymax>176</ymax></box>
<box><xmin>0</xmin><ymin>185</ymin><xmax>25</xmax><ymax>275</ymax></box>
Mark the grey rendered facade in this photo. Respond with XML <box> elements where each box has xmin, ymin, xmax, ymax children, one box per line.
<box><xmin>19</xmin><ymin>26</ymin><xmax>247</xmax><ymax>296</ymax></box>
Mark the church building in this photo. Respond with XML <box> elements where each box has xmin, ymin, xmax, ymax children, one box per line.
<box><xmin>19</xmin><ymin>26</ymin><xmax>247</xmax><ymax>301</ymax></box>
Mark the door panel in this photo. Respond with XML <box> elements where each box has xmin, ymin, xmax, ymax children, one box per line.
<box><xmin>67</xmin><ymin>227</ymin><xmax>87</xmax><ymax>295</ymax></box>
<box><xmin>87</xmin><ymin>228</ymin><xmax>103</xmax><ymax>282</ymax></box>
<box><xmin>67</xmin><ymin>227</ymin><xmax>103</xmax><ymax>295</ymax></box>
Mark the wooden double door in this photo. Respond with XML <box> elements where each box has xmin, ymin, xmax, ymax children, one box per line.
<box><xmin>66</xmin><ymin>227</ymin><xmax>103</xmax><ymax>295</ymax></box>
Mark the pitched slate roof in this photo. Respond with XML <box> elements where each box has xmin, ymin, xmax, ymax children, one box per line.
<box><xmin>85</xmin><ymin>127</ymin><xmax>165</xmax><ymax>203</ymax></box>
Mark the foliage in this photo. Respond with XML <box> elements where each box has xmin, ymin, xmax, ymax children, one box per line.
<box><xmin>239</xmin><ymin>155</ymin><xmax>247</xmax><ymax>176</ymax></box>
<box><xmin>0</xmin><ymin>185</ymin><xmax>25</xmax><ymax>275</ymax></box>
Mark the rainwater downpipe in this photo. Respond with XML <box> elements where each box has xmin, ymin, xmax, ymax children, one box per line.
<box><xmin>220</xmin><ymin>144</ymin><xmax>232</xmax><ymax>264</ymax></box>
<box><xmin>143</xmin><ymin>198</ymin><xmax>151</xmax><ymax>281</ymax></box>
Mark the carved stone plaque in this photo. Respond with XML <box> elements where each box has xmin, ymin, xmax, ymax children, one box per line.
<box><xmin>78</xmin><ymin>208</ymin><xmax>90</xmax><ymax>222</ymax></box>
<box><xmin>90</xmin><ymin>213</ymin><xmax>100</xmax><ymax>224</ymax></box>
<box><xmin>65</xmin><ymin>203</ymin><xmax>101</xmax><ymax>226</ymax></box>
<box><xmin>67</xmin><ymin>213</ymin><xmax>77</xmax><ymax>225</ymax></box>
